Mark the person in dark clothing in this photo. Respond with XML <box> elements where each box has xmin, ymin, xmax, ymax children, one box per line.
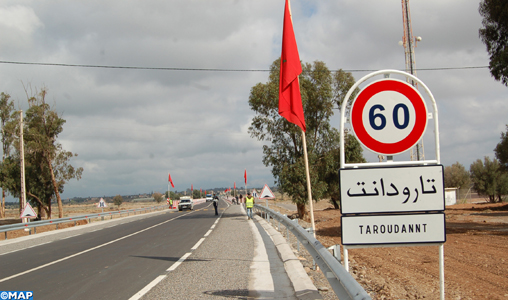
<box><xmin>213</xmin><ymin>193</ymin><xmax>219</xmax><ymax>215</ymax></box>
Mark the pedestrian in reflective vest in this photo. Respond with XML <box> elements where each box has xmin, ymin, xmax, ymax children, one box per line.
<box><xmin>245</xmin><ymin>192</ymin><xmax>254</xmax><ymax>220</ymax></box>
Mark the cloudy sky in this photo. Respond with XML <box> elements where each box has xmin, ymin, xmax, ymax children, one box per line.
<box><xmin>0</xmin><ymin>0</ymin><xmax>506</xmax><ymax>200</ymax></box>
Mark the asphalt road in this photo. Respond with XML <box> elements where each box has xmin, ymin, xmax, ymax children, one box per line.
<box><xmin>0</xmin><ymin>201</ymin><xmax>221</xmax><ymax>300</ymax></box>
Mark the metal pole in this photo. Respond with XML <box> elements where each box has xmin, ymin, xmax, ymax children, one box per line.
<box><xmin>439</xmin><ymin>244</ymin><xmax>445</xmax><ymax>300</ymax></box>
<box><xmin>344</xmin><ymin>247</ymin><xmax>349</xmax><ymax>271</ymax></box>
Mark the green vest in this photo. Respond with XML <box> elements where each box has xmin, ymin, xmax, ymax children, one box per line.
<box><xmin>245</xmin><ymin>196</ymin><xmax>254</xmax><ymax>208</ymax></box>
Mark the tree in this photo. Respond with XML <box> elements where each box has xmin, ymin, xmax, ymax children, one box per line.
<box><xmin>445</xmin><ymin>162</ymin><xmax>472</xmax><ymax>200</ymax></box>
<box><xmin>494</xmin><ymin>125</ymin><xmax>508</xmax><ymax>170</ymax></box>
<box><xmin>249</xmin><ymin>58</ymin><xmax>365</xmax><ymax>219</ymax></box>
<box><xmin>479</xmin><ymin>0</ymin><xmax>508</xmax><ymax>86</ymax></box>
<box><xmin>153</xmin><ymin>192</ymin><xmax>163</xmax><ymax>204</ymax></box>
<box><xmin>0</xmin><ymin>87</ymin><xmax>83</xmax><ymax>219</ymax></box>
<box><xmin>321</xmin><ymin>132</ymin><xmax>366</xmax><ymax>209</ymax></box>
<box><xmin>332</xmin><ymin>69</ymin><xmax>360</xmax><ymax>111</ymax></box>
<box><xmin>24</xmin><ymin>88</ymin><xmax>83</xmax><ymax>218</ymax></box>
<box><xmin>192</xmin><ymin>189</ymin><xmax>201</xmax><ymax>199</ymax></box>
<box><xmin>165</xmin><ymin>190</ymin><xmax>178</xmax><ymax>200</ymax></box>
<box><xmin>444</xmin><ymin>162</ymin><xmax>471</xmax><ymax>189</ymax></box>
<box><xmin>113</xmin><ymin>195</ymin><xmax>123</xmax><ymax>208</ymax></box>
<box><xmin>0</xmin><ymin>92</ymin><xmax>14</xmax><ymax>218</ymax></box>
<box><xmin>470</xmin><ymin>157</ymin><xmax>507</xmax><ymax>202</ymax></box>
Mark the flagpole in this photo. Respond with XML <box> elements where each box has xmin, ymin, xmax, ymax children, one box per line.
<box><xmin>301</xmin><ymin>130</ymin><xmax>316</xmax><ymax>237</ymax></box>
<box><xmin>279</xmin><ymin>0</ymin><xmax>315</xmax><ymax>237</ymax></box>
<box><xmin>287</xmin><ymin>0</ymin><xmax>315</xmax><ymax>236</ymax></box>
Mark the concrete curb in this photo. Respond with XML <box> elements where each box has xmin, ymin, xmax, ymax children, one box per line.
<box><xmin>254</xmin><ymin>214</ymin><xmax>323</xmax><ymax>300</ymax></box>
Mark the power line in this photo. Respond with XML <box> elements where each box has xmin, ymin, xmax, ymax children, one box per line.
<box><xmin>0</xmin><ymin>60</ymin><xmax>488</xmax><ymax>73</ymax></box>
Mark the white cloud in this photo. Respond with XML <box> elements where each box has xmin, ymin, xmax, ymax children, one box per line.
<box><xmin>0</xmin><ymin>0</ymin><xmax>506</xmax><ymax>200</ymax></box>
<box><xmin>0</xmin><ymin>5</ymin><xmax>43</xmax><ymax>54</ymax></box>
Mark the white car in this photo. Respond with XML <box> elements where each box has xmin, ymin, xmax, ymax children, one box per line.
<box><xmin>205</xmin><ymin>194</ymin><xmax>213</xmax><ymax>202</ymax></box>
<box><xmin>178</xmin><ymin>197</ymin><xmax>194</xmax><ymax>211</ymax></box>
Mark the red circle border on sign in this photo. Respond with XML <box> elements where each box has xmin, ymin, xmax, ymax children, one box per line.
<box><xmin>351</xmin><ymin>79</ymin><xmax>427</xmax><ymax>155</ymax></box>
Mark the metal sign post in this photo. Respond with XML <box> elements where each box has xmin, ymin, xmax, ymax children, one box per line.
<box><xmin>339</xmin><ymin>70</ymin><xmax>445</xmax><ymax>300</ymax></box>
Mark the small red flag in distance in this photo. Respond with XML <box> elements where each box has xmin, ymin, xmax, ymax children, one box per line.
<box><xmin>279</xmin><ymin>0</ymin><xmax>305</xmax><ymax>132</ymax></box>
<box><xmin>244</xmin><ymin>169</ymin><xmax>247</xmax><ymax>185</ymax></box>
<box><xmin>168</xmin><ymin>173</ymin><xmax>175</xmax><ymax>188</ymax></box>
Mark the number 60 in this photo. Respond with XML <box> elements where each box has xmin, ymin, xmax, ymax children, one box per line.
<box><xmin>369</xmin><ymin>104</ymin><xmax>410</xmax><ymax>130</ymax></box>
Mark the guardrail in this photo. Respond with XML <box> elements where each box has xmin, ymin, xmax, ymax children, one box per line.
<box><xmin>254</xmin><ymin>204</ymin><xmax>371</xmax><ymax>300</ymax></box>
<box><xmin>0</xmin><ymin>205</ymin><xmax>168</xmax><ymax>240</ymax></box>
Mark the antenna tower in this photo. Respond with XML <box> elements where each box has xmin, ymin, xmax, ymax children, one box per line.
<box><xmin>401</xmin><ymin>0</ymin><xmax>424</xmax><ymax>161</ymax></box>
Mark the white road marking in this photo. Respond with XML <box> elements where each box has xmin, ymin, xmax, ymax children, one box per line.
<box><xmin>129</xmin><ymin>207</ymin><xmax>223</xmax><ymax>300</ymax></box>
<box><xmin>166</xmin><ymin>252</ymin><xmax>191</xmax><ymax>272</ymax></box>
<box><xmin>191</xmin><ymin>238</ymin><xmax>205</xmax><ymax>250</ymax></box>
<box><xmin>0</xmin><ymin>211</ymin><xmax>192</xmax><ymax>283</ymax></box>
<box><xmin>0</xmin><ymin>241</ymin><xmax>53</xmax><ymax>256</ymax></box>
<box><xmin>129</xmin><ymin>275</ymin><xmax>166</xmax><ymax>300</ymax></box>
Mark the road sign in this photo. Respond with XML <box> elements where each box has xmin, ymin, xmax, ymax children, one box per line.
<box><xmin>97</xmin><ymin>198</ymin><xmax>107</xmax><ymax>208</ymax></box>
<box><xmin>341</xmin><ymin>213</ymin><xmax>446</xmax><ymax>245</ymax></box>
<box><xmin>251</xmin><ymin>189</ymin><xmax>258</xmax><ymax>198</ymax></box>
<box><xmin>20</xmin><ymin>202</ymin><xmax>37</xmax><ymax>219</ymax></box>
<box><xmin>259</xmin><ymin>184</ymin><xmax>275</xmax><ymax>199</ymax></box>
<box><xmin>340</xmin><ymin>165</ymin><xmax>444</xmax><ymax>214</ymax></box>
<box><xmin>350</xmin><ymin>78</ymin><xmax>428</xmax><ymax>155</ymax></box>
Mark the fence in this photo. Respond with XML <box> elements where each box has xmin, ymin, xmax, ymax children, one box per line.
<box><xmin>254</xmin><ymin>204</ymin><xmax>371</xmax><ymax>300</ymax></box>
<box><xmin>0</xmin><ymin>205</ymin><xmax>168</xmax><ymax>240</ymax></box>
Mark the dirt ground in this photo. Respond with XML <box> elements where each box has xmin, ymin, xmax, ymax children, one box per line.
<box><xmin>268</xmin><ymin>199</ymin><xmax>508</xmax><ymax>300</ymax></box>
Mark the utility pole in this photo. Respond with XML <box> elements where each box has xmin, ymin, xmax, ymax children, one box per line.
<box><xmin>20</xmin><ymin>111</ymin><xmax>28</xmax><ymax>225</ymax></box>
<box><xmin>401</xmin><ymin>0</ymin><xmax>424</xmax><ymax>161</ymax></box>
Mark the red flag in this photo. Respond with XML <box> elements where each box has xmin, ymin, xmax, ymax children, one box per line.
<box><xmin>168</xmin><ymin>173</ymin><xmax>174</xmax><ymax>188</ymax></box>
<box><xmin>191</xmin><ymin>184</ymin><xmax>193</xmax><ymax>191</ymax></box>
<box><xmin>244</xmin><ymin>169</ymin><xmax>247</xmax><ymax>185</ymax></box>
<box><xmin>279</xmin><ymin>0</ymin><xmax>305</xmax><ymax>132</ymax></box>
<box><xmin>234</xmin><ymin>182</ymin><xmax>236</xmax><ymax>189</ymax></box>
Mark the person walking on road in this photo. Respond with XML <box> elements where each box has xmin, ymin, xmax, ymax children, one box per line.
<box><xmin>213</xmin><ymin>193</ymin><xmax>219</xmax><ymax>215</ymax></box>
<box><xmin>168</xmin><ymin>198</ymin><xmax>173</xmax><ymax>209</ymax></box>
<box><xmin>245</xmin><ymin>192</ymin><xmax>254</xmax><ymax>220</ymax></box>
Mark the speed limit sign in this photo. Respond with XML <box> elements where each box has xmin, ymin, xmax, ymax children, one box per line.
<box><xmin>350</xmin><ymin>79</ymin><xmax>428</xmax><ymax>155</ymax></box>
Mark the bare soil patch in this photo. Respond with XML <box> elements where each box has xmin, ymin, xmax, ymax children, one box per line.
<box><xmin>267</xmin><ymin>199</ymin><xmax>508</xmax><ymax>300</ymax></box>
